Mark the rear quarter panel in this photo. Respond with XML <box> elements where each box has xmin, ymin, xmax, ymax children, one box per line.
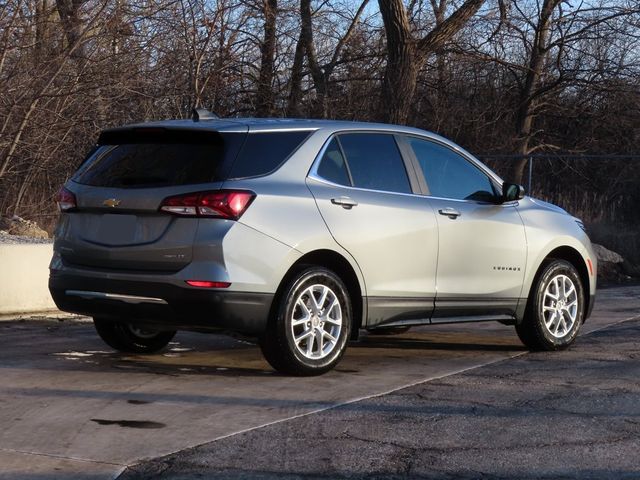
<box><xmin>223</xmin><ymin>150</ymin><xmax>368</xmax><ymax>299</ymax></box>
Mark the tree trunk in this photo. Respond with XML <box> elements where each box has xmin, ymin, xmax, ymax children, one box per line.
<box><xmin>287</xmin><ymin>30</ymin><xmax>305</xmax><ymax>117</ymax></box>
<box><xmin>378</xmin><ymin>0</ymin><xmax>486</xmax><ymax>125</ymax></box>
<box><xmin>300</xmin><ymin>0</ymin><xmax>328</xmax><ymax>117</ymax></box>
<box><xmin>34</xmin><ymin>0</ymin><xmax>52</xmax><ymax>63</ymax></box>
<box><xmin>55</xmin><ymin>0</ymin><xmax>86</xmax><ymax>59</ymax></box>
<box><xmin>299</xmin><ymin>0</ymin><xmax>369</xmax><ymax>118</ymax></box>
<box><xmin>256</xmin><ymin>0</ymin><xmax>278</xmax><ymax>117</ymax></box>
<box><xmin>431</xmin><ymin>0</ymin><xmax>447</xmax><ymax>128</ymax></box>
<box><xmin>379</xmin><ymin>0</ymin><xmax>416</xmax><ymax>124</ymax></box>
<box><xmin>511</xmin><ymin>0</ymin><xmax>560</xmax><ymax>184</ymax></box>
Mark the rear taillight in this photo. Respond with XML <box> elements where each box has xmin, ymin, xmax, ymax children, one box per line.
<box><xmin>56</xmin><ymin>187</ymin><xmax>77</xmax><ymax>212</ymax></box>
<box><xmin>160</xmin><ymin>190</ymin><xmax>255</xmax><ymax>219</ymax></box>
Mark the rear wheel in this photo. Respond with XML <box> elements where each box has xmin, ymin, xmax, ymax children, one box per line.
<box><xmin>93</xmin><ymin>318</ymin><xmax>176</xmax><ymax>354</ymax></box>
<box><xmin>516</xmin><ymin>259</ymin><xmax>585</xmax><ymax>351</ymax></box>
<box><xmin>260</xmin><ymin>266</ymin><xmax>351</xmax><ymax>376</ymax></box>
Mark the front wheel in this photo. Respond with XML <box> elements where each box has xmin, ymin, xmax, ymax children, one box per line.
<box><xmin>260</xmin><ymin>266</ymin><xmax>351</xmax><ymax>376</ymax></box>
<box><xmin>93</xmin><ymin>318</ymin><xmax>176</xmax><ymax>354</ymax></box>
<box><xmin>516</xmin><ymin>259</ymin><xmax>585</xmax><ymax>351</ymax></box>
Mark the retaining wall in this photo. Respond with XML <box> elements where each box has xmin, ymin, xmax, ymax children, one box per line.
<box><xmin>0</xmin><ymin>244</ymin><xmax>57</xmax><ymax>315</ymax></box>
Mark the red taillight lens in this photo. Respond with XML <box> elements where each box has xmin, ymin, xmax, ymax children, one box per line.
<box><xmin>160</xmin><ymin>190</ymin><xmax>255</xmax><ymax>219</ymax></box>
<box><xmin>185</xmin><ymin>280</ymin><xmax>231</xmax><ymax>288</ymax></box>
<box><xmin>56</xmin><ymin>187</ymin><xmax>77</xmax><ymax>212</ymax></box>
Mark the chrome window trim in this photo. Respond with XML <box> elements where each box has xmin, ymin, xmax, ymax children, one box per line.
<box><xmin>309</xmin><ymin>174</ymin><xmax>517</xmax><ymax>207</ymax></box>
<box><xmin>246</xmin><ymin>127</ymin><xmax>321</xmax><ymax>133</ymax></box>
<box><xmin>308</xmin><ymin>130</ymin><xmax>510</xmax><ymax>207</ymax></box>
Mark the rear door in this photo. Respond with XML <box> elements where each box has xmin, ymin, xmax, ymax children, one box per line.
<box><xmin>307</xmin><ymin>132</ymin><xmax>439</xmax><ymax>326</ymax></box>
<box><xmin>58</xmin><ymin>127</ymin><xmax>247</xmax><ymax>271</ymax></box>
<box><xmin>404</xmin><ymin>136</ymin><xmax>527</xmax><ymax>320</ymax></box>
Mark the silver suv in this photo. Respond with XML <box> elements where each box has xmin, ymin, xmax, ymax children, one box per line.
<box><xmin>49</xmin><ymin>114</ymin><xmax>597</xmax><ymax>375</ymax></box>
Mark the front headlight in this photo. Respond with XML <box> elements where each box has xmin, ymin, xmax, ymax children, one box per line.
<box><xmin>575</xmin><ymin>219</ymin><xmax>586</xmax><ymax>232</ymax></box>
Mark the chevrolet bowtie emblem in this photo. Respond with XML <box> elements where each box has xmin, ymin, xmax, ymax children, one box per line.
<box><xmin>103</xmin><ymin>198</ymin><xmax>121</xmax><ymax>208</ymax></box>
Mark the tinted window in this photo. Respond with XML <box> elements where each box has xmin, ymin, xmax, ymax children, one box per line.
<box><xmin>73</xmin><ymin>131</ymin><xmax>244</xmax><ymax>188</ymax></box>
<box><xmin>229</xmin><ymin>131</ymin><xmax>311</xmax><ymax>179</ymax></box>
<box><xmin>316</xmin><ymin>138</ymin><xmax>351</xmax><ymax>186</ymax></box>
<box><xmin>338</xmin><ymin>133</ymin><xmax>411</xmax><ymax>193</ymax></box>
<box><xmin>408</xmin><ymin>138</ymin><xmax>496</xmax><ymax>201</ymax></box>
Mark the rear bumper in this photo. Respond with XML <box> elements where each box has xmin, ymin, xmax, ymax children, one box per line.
<box><xmin>49</xmin><ymin>271</ymin><xmax>273</xmax><ymax>335</ymax></box>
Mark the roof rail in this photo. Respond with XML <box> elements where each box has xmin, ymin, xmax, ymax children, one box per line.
<box><xmin>192</xmin><ymin>108</ymin><xmax>219</xmax><ymax>122</ymax></box>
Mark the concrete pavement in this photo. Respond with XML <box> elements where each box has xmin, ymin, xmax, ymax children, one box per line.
<box><xmin>0</xmin><ymin>285</ymin><xmax>638</xmax><ymax>479</ymax></box>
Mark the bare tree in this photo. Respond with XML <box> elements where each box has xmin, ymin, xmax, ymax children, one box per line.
<box><xmin>286</xmin><ymin>30</ymin><xmax>306</xmax><ymax>116</ymax></box>
<box><xmin>256</xmin><ymin>0</ymin><xmax>278</xmax><ymax>116</ymax></box>
<box><xmin>0</xmin><ymin>0</ymin><xmax>639</xmax><ymax>232</ymax></box>
<box><xmin>504</xmin><ymin>0</ymin><xmax>640</xmax><ymax>182</ymax></box>
<box><xmin>296</xmin><ymin>0</ymin><xmax>370</xmax><ymax>118</ymax></box>
<box><xmin>378</xmin><ymin>0</ymin><xmax>486</xmax><ymax>124</ymax></box>
<box><xmin>55</xmin><ymin>0</ymin><xmax>86</xmax><ymax>58</ymax></box>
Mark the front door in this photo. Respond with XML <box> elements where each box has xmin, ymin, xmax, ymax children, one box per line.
<box><xmin>404</xmin><ymin>135</ymin><xmax>527</xmax><ymax>320</ymax></box>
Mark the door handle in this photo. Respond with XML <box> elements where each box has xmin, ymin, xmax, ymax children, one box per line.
<box><xmin>331</xmin><ymin>196</ymin><xmax>358</xmax><ymax>209</ymax></box>
<box><xmin>438</xmin><ymin>207</ymin><xmax>461</xmax><ymax>219</ymax></box>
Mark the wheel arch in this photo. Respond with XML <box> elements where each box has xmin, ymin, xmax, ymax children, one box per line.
<box><xmin>270</xmin><ymin>249</ymin><xmax>365</xmax><ymax>340</ymax></box>
<box><xmin>522</xmin><ymin>246</ymin><xmax>591</xmax><ymax>323</ymax></box>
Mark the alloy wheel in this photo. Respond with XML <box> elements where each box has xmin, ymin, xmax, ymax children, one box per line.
<box><xmin>542</xmin><ymin>274</ymin><xmax>578</xmax><ymax>338</ymax></box>
<box><xmin>290</xmin><ymin>284</ymin><xmax>343</xmax><ymax>360</ymax></box>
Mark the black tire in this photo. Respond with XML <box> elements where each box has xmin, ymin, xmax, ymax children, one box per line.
<box><xmin>516</xmin><ymin>259</ymin><xmax>585</xmax><ymax>351</ymax></box>
<box><xmin>260</xmin><ymin>266</ymin><xmax>351</xmax><ymax>376</ymax></box>
<box><xmin>93</xmin><ymin>318</ymin><xmax>176</xmax><ymax>354</ymax></box>
<box><xmin>366</xmin><ymin>326</ymin><xmax>411</xmax><ymax>335</ymax></box>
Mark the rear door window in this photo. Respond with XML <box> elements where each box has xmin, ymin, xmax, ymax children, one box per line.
<box><xmin>337</xmin><ymin>133</ymin><xmax>411</xmax><ymax>194</ymax></box>
<box><xmin>228</xmin><ymin>131</ymin><xmax>311</xmax><ymax>179</ymax></box>
<box><xmin>73</xmin><ymin>130</ymin><xmax>245</xmax><ymax>188</ymax></box>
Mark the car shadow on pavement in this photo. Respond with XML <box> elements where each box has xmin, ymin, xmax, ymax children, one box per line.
<box><xmin>53</xmin><ymin>348</ymin><xmax>278</xmax><ymax>377</ymax></box>
<box><xmin>353</xmin><ymin>333</ymin><xmax>525</xmax><ymax>352</ymax></box>
<box><xmin>53</xmin><ymin>332</ymin><xmax>524</xmax><ymax>378</ymax></box>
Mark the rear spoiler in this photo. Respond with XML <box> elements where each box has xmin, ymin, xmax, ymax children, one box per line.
<box><xmin>98</xmin><ymin>127</ymin><xmax>225</xmax><ymax>145</ymax></box>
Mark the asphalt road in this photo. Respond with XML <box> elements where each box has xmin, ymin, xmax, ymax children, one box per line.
<box><xmin>122</xmin><ymin>314</ymin><xmax>640</xmax><ymax>480</ymax></box>
<box><xmin>0</xmin><ymin>285</ymin><xmax>638</xmax><ymax>480</ymax></box>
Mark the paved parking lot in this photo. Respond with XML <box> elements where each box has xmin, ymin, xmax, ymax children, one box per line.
<box><xmin>0</xmin><ymin>285</ymin><xmax>638</xmax><ymax>480</ymax></box>
<box><xmin>124</xmin><ymin>312</ymin><xmax>640</xmax><ymax>480</ymax></box>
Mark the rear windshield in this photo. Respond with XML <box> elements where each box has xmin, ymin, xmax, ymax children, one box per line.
<box><xmin>73</xmin><ymin>129</ymin><xmax>311</xmax><ymax>188</ymax></box>
<box><xmin>72</xmin><ymin>130</ymin><xmax>245</xmax><ymax>188</ymax></box>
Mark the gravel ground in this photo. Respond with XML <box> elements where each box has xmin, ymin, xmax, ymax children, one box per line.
<box><xmin>0</xmin><ymin>230</ymin><xmax>53</xmax><ymax>244</ymax></box>
<box><xmin>120</xmin><ymin>317</ymin><xmax>640</xmax><ymax>480</ymax></box>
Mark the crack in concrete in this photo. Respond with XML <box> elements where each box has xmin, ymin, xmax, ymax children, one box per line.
<box><xmin>0</xmin><ymin>446</ymin><xmax>127</xmax><ymax>467</ymax></box>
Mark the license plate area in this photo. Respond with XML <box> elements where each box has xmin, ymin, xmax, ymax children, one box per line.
<box><xmin>97</xmin><ymin>214</ymin><xmax>137</xmax><ymax>245</ymax></box>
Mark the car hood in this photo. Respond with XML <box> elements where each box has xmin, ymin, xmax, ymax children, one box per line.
<box><xmin>527</xmin><ymin>196</ymin><xmax>569</xmax><ymax>215</ymax></box>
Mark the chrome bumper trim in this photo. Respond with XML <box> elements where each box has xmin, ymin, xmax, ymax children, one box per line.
<box><xmin>65</xmin><ymin>290</ymin><xmax>168</xmax><ymax>305</ymax></box>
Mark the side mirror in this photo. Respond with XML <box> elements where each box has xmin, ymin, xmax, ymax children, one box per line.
<box><xmin>502</xmin><ymin>183</ymin><xmax>525</xmax><ymax>203</ymax></box>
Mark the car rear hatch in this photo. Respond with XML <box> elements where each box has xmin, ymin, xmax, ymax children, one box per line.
<box><xmin>58</xmin><ymin>125</ymin><xmax>248</xmax><ymax>272</ymax></box>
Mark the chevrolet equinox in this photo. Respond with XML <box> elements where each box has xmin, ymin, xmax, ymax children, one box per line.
<box><xmin>49</xmin><ymin>113</ymin><xmax>597</xmax><ymax>375</ymax></box>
